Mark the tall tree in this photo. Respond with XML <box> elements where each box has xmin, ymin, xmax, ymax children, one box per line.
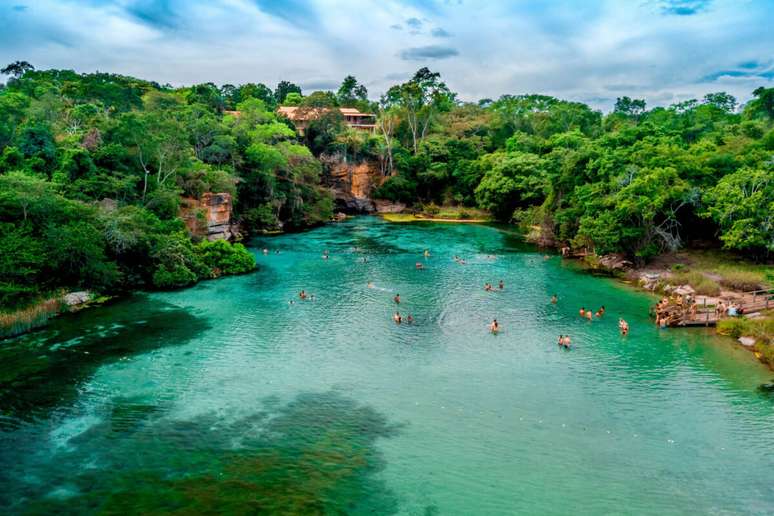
<box><xmin>275</xmin><ymin>81</ymin><xmax>302</xmax><ymax>105</ymax></box>
<box><xmin>1</xmin><ymin>61</ymin><xmax>34</xmax><ymax>78</ymax></box>
<box><xmin>613</xmin><ymin>96</ymin><xmax>647</xmax><ymax>118</ymax></box>
<box><xmin>336</xmin><ymin>75</ymin><xmax>368</xmax><ymax>107</ymax></box>
<box><xmin>384</xmin><ymin>67</ymin><xmax>455</xmax><ymax>154</ymax></box>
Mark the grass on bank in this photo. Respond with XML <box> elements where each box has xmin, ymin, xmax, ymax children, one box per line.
<box><xmin>717</xmin><ymin>314</ymin><xmax>774</xmax><ymax>367</ymax></box>
<box><xmin>665</xmin><ymin>249</ymin><xmax>773</xmax><ymax>294</ymax></box>
<box><xmin>381</xmin><ymin>204</ymin><xmax>493</xmax><ymax>223</ymax></box>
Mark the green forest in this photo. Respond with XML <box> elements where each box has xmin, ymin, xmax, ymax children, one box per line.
<box><xmin>1</xmin><ymin>61</ymin><xmax>773</xmax><ymax>312</ymax></box>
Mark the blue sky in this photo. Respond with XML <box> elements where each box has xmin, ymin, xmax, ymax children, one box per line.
<box><xmin>1</xmin><ymin>0</ymin><xmax>772</xmax><ymax>110</ymax></box>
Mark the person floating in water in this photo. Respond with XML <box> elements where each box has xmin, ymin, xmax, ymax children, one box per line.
<box><xmin>407</xmin><ymin>314</ymin><xmax>414</xmax><ymax>324</ymax></box>
<box><xmin>416</xmin><ymin>262</ymin><xmax>424</xmax><ymax>270</ymax></box>
<box><xmin>394</xmin><ymin>294</ymin><xmax>401</xmax><ymax>304</ymax></box>
<box><xmin>586</xmin><ymin>310</ymin><xmax>593</xmax><ymax>322</ymax></box>
<box><xmin>489</xmin><ymin>319</ymin><xmax>500</xmax><ymax>334</ymax></box>
<box><xmin>393</xmin><ymin>312</ymin><xmax>402</xmax><ymax>324</ymax></box>
<box><xmin>551</xmin><ymin>294</ymin><xmax>558</xmax><ymax>304</ymax></box>
<box><xmin>424</xmin><ymin>249</ymin><xmax>430</xmax><ymax>258</ymax></box>
<box><xmin>498</xmin><ymin>280</ymin><xmax>504</xmax><ymax>290</ymax></box>
<box><xmin>619</xmin><ymin>318</ymin><xmax>629</xmax><ymax>335</ymax></box>
<box><xmin>558</xmin><ymin>334</ymin><xmax>564</xmax><ymax>346</ymax></box>
<box><xmin>595</xmin><ymin>305</ymin><xmax>605</xmax><ymax>318</ymax></box>
<box><xmin>299</xmin><ymin>290</ymin><xmax>308</xmax><ymax>300</ymax></box>
<box><xmin>484</xmin><ymin>283</ymin><xmax>493</xmax><ymax>292</ymax></box>
<box><xmin>367</xmin><ymin>281</ymin><xmax>374</xmax><ymax>289</ymax></box>
<box><xmin>562</xmin><ymin>335</ymin><xmax>571</xmax><ymax>349</ymax></box>
<box><xmin>579</xmin><ymin>307</ymin><xmax>586</xmax><ymax>317</ymax></box>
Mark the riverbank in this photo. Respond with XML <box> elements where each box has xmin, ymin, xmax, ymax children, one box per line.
<box><xmin>0</xmin><ymin>291</ymin><xmax>110</xmax><ymax>339</ymax></box>
<box><xmin>568</xmin><ymin>248</ymin><xmax>774</xmax><ymax>369</ymax></box>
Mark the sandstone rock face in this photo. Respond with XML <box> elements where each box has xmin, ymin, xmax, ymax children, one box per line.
<box><xmin>322</xmin><ymin>155</ymin><xmax>385</xmax><ymax>214</ymax></box>
<box><xmin>374</xmin><ymin>200</ymin><xmax>406</xmax><ymax>213</ymax></box>
<box><xmin>181</xmin><ymin>192</ymin><xmax>237</xmax><ymax>241</ymax></box>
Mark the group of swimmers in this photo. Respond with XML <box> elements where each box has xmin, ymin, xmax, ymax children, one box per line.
<box><xmin>578</xmin><ymin>306</ymin><xmax>605</xmax><ymax>321</ymax></box>
<box><xmin>392</xmin><ymin>293</ymin><xmax>416</xmax><ymax>325</ymax></box>
<box><xmin>453</xmin><ymin>255</ymin><xmax>467</xmax><ymax>265</ymax></box>
<box><xmin>393</xmin><ymin>312</ymin><xmax>415</xmax><ymax>324</ymax></box>
<box><xmin>558</xmin><ymin>335</ymin><xmax>571</xmax><ymax>349</ymax></box>
<box><xmin>484</xmin><ymin>280</ymin><xmax>504</xmax><ymax>291</ymax></box>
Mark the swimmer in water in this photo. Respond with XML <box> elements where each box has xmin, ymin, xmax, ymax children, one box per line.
<box><xmin>393</xmin><ymin>312</ymin><xmax>402</xmax><ymax>324</ymax></box>
<box><xmin>586</xmin><ymin>310</ymin><xmax>593</xmax><ymax>322</ymax></box>
<box><xmin>368</xmin><ymin>281</ymin><xmax>374</xmax><ymax>289</ymax></box>
<box><xmin>263</xmin><ymin>248</ymin><xmax>269</xmax><ymax>255</ymax></box>
<box><xmin>595</xmin><ymin>305</ymin><xmax>605</xmax><ymax>318</ymax></box>
<box><xmin>558</xmin><ymin>334</ymin><xmax>564</xmax><ymax>346</ymax></box>
<box><xmin>579</xmin><ymin>307</ymin><xmax>586</xmax><ymax>317</ymax></box>
<box><xmin>424</xmin><ymin>249</ymin><xmax>430</xmax><ymax>258</ymax></box>
<box><xmin>394</xmin><ymin>294</ymin><xmax>401</xmax><ymax>304</ymax></box>
<box><xmin>499</xmin><ymin>280</ymin><xmax>504</xmax><ymax>290</ymax></box>
<box><xmin>562</xmin><ymin>335</ymin><xmax>571</xmax><ymax>348</ymax></box>
<box><xmin>551</xmin><ymin>294</ymin><xmax>558</xmax><ymax>304</ymax></box>
<box><xmin>484</xmin><ymin>283</ymin><xmax>492</xmax><ymax>291</ymax></box>
<box><xmin>407</xmin><ymin>314</ymin><xmax>414</xmax><ymax>324</ymax></box>
<box><xmin>416</xmin><ymin>262</ymin><xmax>424</xmax><ymax>269</ymax></box>
<box><xmin>299</xmin><ymin>290</ymin><xmax>309</xmax><ymax>300</ymax></box>
<box><xmin>619</xmin><ymin>318</ymin><xmax>629</xmax><ymax>335</ymax></box>
<box><xmin>489</xmin><ymin>319</ymin><xmax>500</xmax><ymax>334</ymax></box>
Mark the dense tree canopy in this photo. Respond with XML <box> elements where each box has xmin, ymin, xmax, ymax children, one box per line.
<box><xmin>1</xmin><ymin>63</ymin><xmax>772</xmax><ymax>311</ymax></box>
<box><xmin>0</xmin><ymin>66</ymin><xmax>332</xmax><ymax>310</ymax></box>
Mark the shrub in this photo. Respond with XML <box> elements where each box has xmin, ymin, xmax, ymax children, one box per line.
<box><xmin>152</xmin><ymin>264</ymin><xmax>198</xmax><ymax>288</ymax></box>
<box><xmin>717</xmin><ymin>318</ymin><xmax>748</xmax><ymax>339</ymax></box>
<box><xmin>754</xmin><ymin>342</ymin><xmax>774</xmax><ymax>367</ymax></box>
<box><xmin>195</xmin><ymin>240</ymin><xmax>256</xmax><ymax>276</ymax></box>
<box><xmin>671</xmin><ymin>263</ymin><xmax>686</xmax><ymax>272</ymax></box>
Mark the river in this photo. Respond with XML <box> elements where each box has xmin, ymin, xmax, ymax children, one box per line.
<box><xmin>1</xmin><ymin>217</ymin><xmax>772</xmax><ymax>514</ymax></box>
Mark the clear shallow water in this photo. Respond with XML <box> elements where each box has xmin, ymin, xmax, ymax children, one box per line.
<box><xmin>1</xmin><ymin>217</ymin><xmax>773</xmax><ymax>515</ymax></box>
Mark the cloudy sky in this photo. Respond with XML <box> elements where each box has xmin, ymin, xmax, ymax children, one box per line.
<box><xmin>1</xmin><ymin>0</ymin><xmax>772</xmax><ymax>110</ymax></box>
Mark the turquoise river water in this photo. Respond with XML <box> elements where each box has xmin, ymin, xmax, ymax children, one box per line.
<box><xmin>1</xmin><ymin>217</ymin><xmax>773</xmax><ymax>515</ymax></box>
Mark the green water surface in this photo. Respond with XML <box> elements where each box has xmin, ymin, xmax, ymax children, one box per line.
<box><xmin>1</xmin><ymin>217</ymin><xmax>773</xmax><ymax>515</ymax></box>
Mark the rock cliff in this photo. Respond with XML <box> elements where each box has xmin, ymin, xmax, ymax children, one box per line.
<box><xmin>181</xmin><ymin>192</ymin><xmax>238</xmax><ymax>241</ymax></box>
<box><xmin>321</xmin><ymin>155</ymin><xmax>385</xmax><ymax>214</ymax></box>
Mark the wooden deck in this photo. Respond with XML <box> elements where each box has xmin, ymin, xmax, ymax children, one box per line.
<box><xmin>656</xmin><ymin>289</ymin><xmax>773</xmax><ymax>327</ymax></box>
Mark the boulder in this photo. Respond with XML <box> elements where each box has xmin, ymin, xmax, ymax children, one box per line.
<box><xmin>374</xmin><ymin>200</ymin><xmax>406</xmax><ymax>213</ymax></box>
<box><xmin>674</xmin><ymin>285</ymin><xmax>695</xmax><ymax>296</ymax></box>
<box><xmin>738</xmin><ymin>336</ymin><xmax>756</xmax><ymax>347</ymax></box>
<box><xmin>64</xmin><ymin>291</ymin><xmax>91</xmax><ymax>307</ymax></box>
<box><xmin>598</xmin><ymin>253</ymin><xmax>632</xmax><ymax>271</ymax></box>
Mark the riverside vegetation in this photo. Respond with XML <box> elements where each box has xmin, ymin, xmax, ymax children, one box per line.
<box><xmin>0</xmin><ymin>62</ymin><xmax>772</xmax><ymax>343</ymax></box>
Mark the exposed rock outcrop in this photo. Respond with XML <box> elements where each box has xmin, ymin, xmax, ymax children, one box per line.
<box><xmin>64</xmin><ymin>291</ymin><xmax>92</xmax><ymax>308</ymax></box>
<box><xmin>374</xmin><ymin>200</ymin><xmax>406</xmax><ymax>213</ymax></box>
<box><xmin>321</xmin><ymin>155</ymin><xmax>385</xmax><ymax>214</ymax></box>
<box><xmin>181</xmin><ymin>192</ymin><xmax>239</xmax><ymax>241</ymax></box>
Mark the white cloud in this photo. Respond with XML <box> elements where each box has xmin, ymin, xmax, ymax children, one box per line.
<box><xmin>1</xmin><ymin>0</ymin><xmax>772</xmax><ymax>111</ymax></box>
